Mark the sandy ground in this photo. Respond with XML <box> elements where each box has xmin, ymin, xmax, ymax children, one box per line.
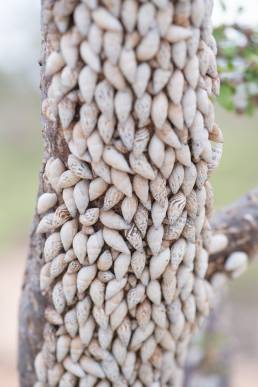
<box><xmin>0</xmin><ymin>246</ymin><xmax>25</xmax><ymax>386</ymax></box>
<box><xmin>0</xmin><ymin>245</ymin><xmax>257</xmax><ymax>386</ymax></box>
<box><xmin>231</xmin><ymin>358</ymin><xmax>258</xmax><ymax>387</ymax></box>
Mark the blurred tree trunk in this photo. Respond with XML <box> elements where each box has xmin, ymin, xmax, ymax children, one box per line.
<box><xmin>18</xmin><ymin>191</ymin><xmax>46</xmax><ymax>387</ymax></box>
<box><xmin>18</xmin><ymin>1</ymin><xmax>64</xmax><ymax>385</ymax></box>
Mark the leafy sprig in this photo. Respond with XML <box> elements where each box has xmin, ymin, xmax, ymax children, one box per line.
<box><xmin>215</xmin><ymin>24</ymin><xmax>258</xmax><ymax>114</ymax></box>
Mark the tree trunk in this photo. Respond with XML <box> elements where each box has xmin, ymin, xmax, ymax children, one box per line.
<box><xmin>18</xmin><ymin>201</ymin><xmax>46</xmax><ymax>387</ymax></box>
<box><xmin>18</xmin><ymin>1</ymin><xmax>67</xmax><ymax>385</ymax></box>
<box><xmin>18</xmin><ymin>1</ymin><xmax>257</xmax><ymax>386</ymax></box>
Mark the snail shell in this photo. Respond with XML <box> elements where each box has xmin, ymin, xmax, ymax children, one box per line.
<box><xmin>64</xmin><ymin>308</ymin><xmax>78</xmax><ymax>338</ymax></box>
<box><xmin>103</xmin><ymin>146</ymin><xmax>132</xmax><ymax>173</ymax></box>
<box><xmin>37</xmin><ymin>193</ymin><xmax>57</xmax><ymax>215</ymax></box>
<box><xmin>80</xmin><ymin>41</ymin><xmax>101</xmax><ymax>73</ymax></box>
<box><xmin>77</xmin><ymin>265</ymin><xmax>97</xmax><ymax>294</ymax></box>
<box><xmin>129</xmin><ymin>153</ymin><xmax>155</xmax><ymax>180</ymax></box>
<box><xmin>148</xmin><ymin>135</ymin><xmax>165</xmax><ymax>169</ymax></box>
<box><xmin>106</xmin><ymin>278</ymin><xmax>127</xmax><ymax>300</ymax></box>
<box><xmin>70</xmin><ymin>337</ymin><xmax>84</xmax><ymax>363</ymax></box>
<box><xmin>134</xmin><ymin>204</ymin><xmax>148</xmax><ymax>238</ymax></box>
<box><xmin>166</xmin><ymin>25</ymin><xmax>191</xmax><ymax>43</ymax></box>
<box><xmin>79</xmin><ymin>208</ymin><xmax>99</xmax><ymax>227</ymax></box>
<box><xmin>133</xmin><ymin>63</ymin><xmax>151</xmax><ymax>98</ymax></box>
<box><xmin>72</xmin><ymin>232</ymin><xmax>88</xmax><ymax>264</ymax></box>
<box><xmin>130</xmin><ymin>321</ymin><xmax>155</xmax><ymax>351</ymax></box>
<box><xmin>105</xmin><ymin>290</ymin><xmax>124</xmax><ymax>316</ymax></box>
<box><xmin>74</xmin><ymin>4</ymin><xmax>90</xmax><ymax>36</ymax></box>
<box><xmin>225</xmin><ymin>251</ymin><xmax>248</xmax><ymax>272</ymax></box>
<box><xmin>87</xmin><ymin>131</ymin><xmax>104</xmax><ymax>163</ymax></box>
<box><xmin>114</xmin><ymin>253</ymin><xmax>131</xmax><ymax>280</ymax></box>
<box><xmin>90</xmin><ymin>279</ymin><xmax>105</xmax><ymax>307</ymax></box>
<box><xmin>120</xmin><ymin>195</ymin><xmax>138</xmax><ymax>225</ymax></box>
<box><xmin>63</xmin><ymin>357</ymin><xmax>85</xmax><ymax>378</ymax></box>
<box><xmin>100</xmin><ymin>210</ymin><xmax>130</xmax><ymax>230</ymax></box>
<box><xmin>127</xmin><ymin>284</ymin><xmax>145</xmax><ymax>310</ymax></box>
<box><xmin>111</xmin><ymin>169</ymin><xmax>133</xmax><ymax>197</ymax></box>
<box><xmin>50</xmin><ymin>254</ymin><xmax>67</xmax><ymax>279</ymax></box>
<box><xmin>150</xmin><ymin>248</ymin><xmax>170</xmax><ymax>280</ymax></box>
<box><xmin>147</xmin><ymin>280</ymin><xmax>162</xmax><ymax>306</ymax></box>
<box><xmin>87</xmin><ymin>230</ymin><xmax>104</xmax><ymax>264</ymax></box>
<box><xmin>136</xmin><ymin>28</ymin><xmax>160</xmax><ymax>61</ymax></box>
<box><xmin>92</xmin><ymin>7</ymin><xmax>122</xmax><ymax>32</ymax></box>
<box><xmin>160</xmin><ymin>148</ymin><xmax>175</xmax><ymax>179</ymax></box>
<box><xmin>97</xmin><ymin>114</ymin><xmax>115</xmax><ymax>145</ymax></box>
<box><xmin>95</xmin><ymin>80</ymin><xmax>114</xmax><ymax>119</ymax></box>
<box><xmin>80</xmin><ymin>103</ymin><xmax>99</xmax><ymax>137</ymax></box>
<box><xmin>103</xmin><ymin>227</ymin><xmax>130</xmax><ymax>254</ymax></box>
<box><xmin>44</xmin><ymin>232</ymin><xmax>62</xmax><ymax>262</ymax></box>
<box><xmin>167</xmin><ymin>192</ymin><xmax>186</xmax><ymax>225</ymax></box>
<box><xmin>60</xmin><ymin>219</ymin><xmax>78</xmax><ymax>251</ymax></box>
<box><xmin>119</xmin><ymin>48</ymin><xmax>137</xmax><ymax>84</ymax></box>
<box><xmin>104</xmin><ymin>31</ymin><xmax>122</xmax><ymax>65</ymax></box>
<box><xmin>76</xmin><ymin>297</ymin><xmax>92</xmax><ymax>328</ymax></box>
<box><xmin>137</xmin><ymin>3</ymin><xmax>155</xmax><ymax>36</ymax></box>
<box><xmin>89</xmin><ymin>178</ymin><xmax>108</xmax><ymax>201</ymax></box>
<box><xmin>151</xmin><ymin>199</ymin><xmax>168</xmax><ymax>228</ymax></box>
<box><xmin>124</xmin><ymin>224</ymin><xmax>143</xmax><ymax>252</ymax></box>
<box><xmin>170</xmin><ymin>238</ymin><xmax>187</xmax><ymax>271</ymax></box>
<box><xmin>147</xmin><ymin>225</ymin><xmax>164</xmax><ymax>255</ymax></box>
<box><xmin>52</xmin><ymin>281</ymin><xmax>66</xmax><ymax>314</ymax></box>
<box><xmin>80</xmin><ymin>356</ymin><xmax>105</xmax><ymax>378</ymax></box>
<box><xmin>79</xmin><ymin>317</ymin><xmax>95</xmax><ymax>346</ymax></box>
<box><xmin>110</xmin><ymin>300</ymin><xmax>128</xmax><ymax>331</ymax></box>
<box><xmin>151</xmin><ymin>92</ymin><xmax>168</xmax><ymax>129</ymax></box>
<box><xmin>156</xmin><ymin>121</ymin><xmax>181</xmax><ymax>149</ymax></box>
<box><xmin>104</xmin><ymin>60</ymin><xmax>126</xmax><ymax>91</ymax></box>
<box><xmin>36</xmin><ymin>213</ymin><xmax>54</xmax><ymax>234</ymax></box>
<box><xmin>172</xmin><ymin>41</ymin><xmax>187</xmax><ymax>70</ymax></box>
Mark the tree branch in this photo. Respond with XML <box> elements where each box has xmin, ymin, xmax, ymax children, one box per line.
<box><xmin>183</xmin><ymin>188</ymin><xmax>258</xmax><ymax>387</ymax></box>
<box><xmin>208</xmin><ymin>187</ymin><xmax>258</xmax><ymax>276</ymax></box>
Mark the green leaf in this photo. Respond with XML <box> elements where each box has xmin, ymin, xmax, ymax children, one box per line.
<box><xmin>246</xmin><ymin>99</ymin><xmax>255</xmax><ymax>116</ymax></box>
<box><xmin>222</xmin><ymin>45</ymin><xmax>238</xmax><ymax>60</ymax></box>
<box><xmin>213</xmin><ymin>26</ymin><xmax>225</xmax><ymax>42</ymax></box>
<box><xmin>219</xmin><ymin>0</ymin><xmax>227</xmax><ymax>11</ymax></box>
<box><xmin>217</xmin><ymin>83</ymin><xmax>235</xmax><ymax>111</ymax></box>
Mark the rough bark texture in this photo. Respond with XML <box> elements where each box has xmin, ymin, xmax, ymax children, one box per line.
<box><xmin>18</xmin><ymin>1</ymin><xmax>63</xmax><ymax>386</ymax></box>
<box><xmin>18</xmin><ymin>203</ymin><xmax>46</xmax><ymax>387</ymax></box>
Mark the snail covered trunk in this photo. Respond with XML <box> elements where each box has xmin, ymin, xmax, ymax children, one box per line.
<box><xmin>21</xmin><ymin>0</ymin><xmax>230</xmax><ymax>386</ymax></box>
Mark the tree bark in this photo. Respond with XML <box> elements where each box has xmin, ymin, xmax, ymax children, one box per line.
<box><xmin>18</xmin><ymin>1</ymin><xmax>65</xmax><ymax>385</ymax></box>
<box><xmin>18</xmin><ymin>205</ymin><xmax>46</xmax><ymax>387</ymax></box>
<box><xmin>208</xmin><ymin>187</ymin><xmax>258</xmax><ymax>277</ymax></box>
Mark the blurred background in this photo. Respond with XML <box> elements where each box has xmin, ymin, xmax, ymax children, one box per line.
<box><xmin>0</xmin><ymin>0</ymin><xmax>257</xmax><ymax>386</ymax></box>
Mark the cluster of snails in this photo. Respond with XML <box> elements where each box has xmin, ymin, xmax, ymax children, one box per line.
<box><xmin>32</xmin><ymin>0</ymin><xmax>241</xmax><ymax>386</ymax></box>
